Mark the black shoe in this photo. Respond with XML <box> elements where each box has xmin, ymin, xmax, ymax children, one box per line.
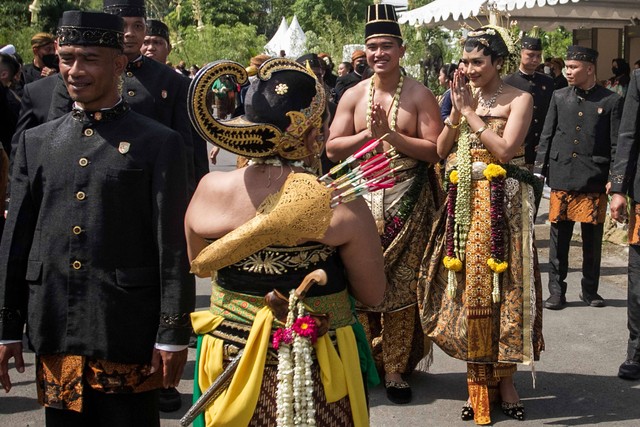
<box><xmin>385</xmin><ymin>380</ymin><xmax>412</xmax><ymax>404</ymax></box>
<box><xmin>461</xmin><ymin>402</ymin><xmax>474</xmax><ymax>421</ymax></box>
<box><xmin>618</xmin><ymin>360</ymin><xmax>640</xmax><ymax>380</ymax></box>
<box><xmin>579</xmin><ymin>292</ymin><xmax>605</xmax><ymax>307</ymax></box>
<box><xmin>501</xmin><ymin>401</ymin><xmax>525</xmax><ymax>421</ymax></box>
<box><xmin>544</xmin><ymin>294</ymin><xmax>566</xmax><ymax>310</ymax></box>
<box><xmin>159</xmin><ymin>387</ymin><xmax>182</xmax><ymax>413</ymax></box>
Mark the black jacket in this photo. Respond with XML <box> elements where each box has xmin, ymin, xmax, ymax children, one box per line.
<box><xmin>48</xmin><ymin>57</ymin><xmax>208</xmax><ymax>190</ymax></box>
<box><xmin>534</xmin><ymin>84</ymin><xmax>623</xmax><ymax>193</ymax></box>
<box><xmin>0</xmin><ymin>103</ymin><xmax>194</xmax><ymax>364</ymax></box>
<box><xmin>610</xmin><ymin>69</ymin><xmax>640</xmax><ymax>201</ymax></box>
<box><xmin>504</xmin><ymin>71</ymin><xmax>554</xmax><ymax>164</ymax></box>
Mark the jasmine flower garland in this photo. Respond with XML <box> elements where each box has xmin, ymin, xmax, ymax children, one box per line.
<box><xmin>274</xmin><ymin>290</ymin><xmax>319</xmax><ymax>427</ymax></box>
<box><xmin>454</xmin><ymin>126</ymin><xmax>472</xmax><ymax>260</ymax></box>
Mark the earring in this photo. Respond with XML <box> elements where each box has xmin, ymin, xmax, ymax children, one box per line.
<box><xmin>497</xmin><ymin>65</ymin><xmax>502</xmax><ymax>70</ymax></box>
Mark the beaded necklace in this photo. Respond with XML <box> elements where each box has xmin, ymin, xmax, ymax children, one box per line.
<box><xmin>366</xmin><ymin>74</ymin><xmax>404</xmax><ymax>132</ymax></box>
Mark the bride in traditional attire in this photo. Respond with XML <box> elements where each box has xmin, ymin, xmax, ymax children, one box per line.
<box><xmin>418</xmin><ymin>27</ymin><xmax>544</xmax><ymax>425</ymax></box>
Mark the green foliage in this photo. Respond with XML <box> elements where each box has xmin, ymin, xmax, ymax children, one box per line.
<box><xmin>0</xmin><ymin>0</ymin><xmax>30</xmax><ymax>29</ymax></box>
<box><xmin>168</xmin><ymin>23</ymin><xmax>267</xmax><ymax>67</ymax></box>
<box><xmin>304</xmin><ymin>19</ymin><xmax>365</xmax><ymax>63</ymax></box>
<box><xmin>292</xmin><ymin>0</ymin><xmax>368</xmax><ymax>36</ymax></box>
<box><xmin>541</xmin><ymin>26</ymin><xmax>572</xmax><ymax>60</ymax></box>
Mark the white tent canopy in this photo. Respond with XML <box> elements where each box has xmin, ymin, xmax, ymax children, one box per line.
<box><xmin>264</xmin><ymin>17</ymin><xmax>289</xmax><ymax>56</ymax></box>
<box><xmin>286</xmin><ymin>16</ymin><xmax>307</xmax><ymax>58</ymax></box>
<box><xmin>399</xmin><ymin>0</ymin><xmax>640</xmax><ymax>31</ymax></box>
<box><xmin>264</xmin><ymin>16</ymin><xmax>307</xmax><ymax>58</ymax></box>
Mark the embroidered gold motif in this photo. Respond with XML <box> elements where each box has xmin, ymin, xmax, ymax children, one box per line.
<box><xmin>275</xmin><ymin>83</ymin><xmax>288</xmax><ymax>95</ymax></box>
<box><xmin>233</xmin><ymin>244</ymin><xmax>335</xmax><ymax>275</ymax></box>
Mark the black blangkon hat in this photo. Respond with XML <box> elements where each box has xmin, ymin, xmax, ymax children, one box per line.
<box><xmin>566</xmin><ymin>45</ymin><xmax>598</xmax><ymax>63</ymax></box>
<box><xmin>57</xmin><ymin>11</ymin><xmax>124</xmax><ymax>50</ymax></box>
<box><xmin>146</xmin><ymin>19</ymin><xmax>169</xmax><ymax>42</ymax></box>
<box><xmin>103</xmin><ymin>0</ymin><xmax>146</xmax><ymax>17</ymax></box>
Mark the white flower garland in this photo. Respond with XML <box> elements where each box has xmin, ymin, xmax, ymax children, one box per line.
<box><xmin>275</xmin><ymin>290</ymin><xmax>317</xmax><ymax>427</ymax></box>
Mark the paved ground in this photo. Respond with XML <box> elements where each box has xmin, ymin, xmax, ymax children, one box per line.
<box><xmin>2</xmin><ymin>149</ymin><xmax>639</xmax><ymax>425</ymax></box>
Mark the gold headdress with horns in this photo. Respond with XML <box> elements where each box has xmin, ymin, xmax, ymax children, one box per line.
<box><xmin>188</xmin><ymin>58</ymin><xmax>326</xmax><ymax>160</ymax></box>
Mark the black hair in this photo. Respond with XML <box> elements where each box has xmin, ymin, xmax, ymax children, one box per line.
<box><xmin>439</xmin><ymin>63</ymin><xmax>457</xmax><ymax>81</ymax></box>
<box><xmin>464</xmin><ymin>27</ymin><xmax>509</xmax><ymax>64</ymax></box>
<box><xmin>340</xmin><ymin>62</ymin><xmax>353</xmax><ymax>73</ymax></box>
<box><xmin>0</xmin><ymin>53</ymin><xmax>20</xmax><ymax>79</ymax></box>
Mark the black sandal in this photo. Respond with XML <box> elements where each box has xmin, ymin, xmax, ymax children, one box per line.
<box><xmin>461</xmin><ymin>402</ymin><xmax>474</xmax><ymax>421</ymax></box>
<box><xmin>501</xmin><ymin>401</ymin><xmax>525</xmax><ymax>421</ymax></box>
<box><xmin>384</xmin><ymin>380</ymin><xmax>412</xmax><ymax>404</ymax></box>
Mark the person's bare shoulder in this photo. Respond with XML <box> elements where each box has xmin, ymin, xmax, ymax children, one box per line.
<box><xmin>340</xmin><ymin>78</ymin><xmax>370</xmax><ymax>103</ymax></box>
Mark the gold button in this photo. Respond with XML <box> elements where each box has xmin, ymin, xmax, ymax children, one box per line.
<box><xmin>72</xmin><ymin>260</ymin><xmax>82</xmax><ymax>270</ymax></box>
<box><xmin>127</xmin><ymin>90</ymin><xmax>135</xmax><ymax>97</ymax></box>
<box><xmin>83</xmin><ymin>128</ymin><xmax>94</xmax><ymax>137</ymax></box>
<box><xmin>572</xmin><ymin>153</ymin><xmax>577</xmax><ymax>158</ymax></box>
<box><xmin>578</xmin><ymin>111</ymin><xmax>584</xmax><ymax>117</ymax></box>
<box><xmin>79</xmin><ymin>158</ymin><xmax>89</xmax><ymax>167</ymax></box>
<box><xmin>72</xmin><ymin>226</ymin><xmax>83</xmax><ymax>235</ymax></box>
<box><xmin>76</xmin><ymin>191</ymin><xmax>86</xmax><ymax>200</ymax></box>
<box><xmin>126</xmin><ymin>71</ymin><xmax>133</xmax><ymax>77</ymax></box>
<box><xmin>576</xmin><ymin>126</ymin><xmax>581</xmax><ymax>131</ymax></box>
<box><xmin>574</xmin><ymin>139</ymin><xmax>579</xmax><ymax>144</ymax></box>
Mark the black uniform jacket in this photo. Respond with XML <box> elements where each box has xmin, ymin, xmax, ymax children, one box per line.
<box><xmin>48</xmin><ymin>56</ymin><xmax>207</xmax><ymax>189</ymax></box>
<box><xmin>534</xmin><ymin>84</ymin><xmax>623</xmax><ymax>193</ymax></box>
<box><xmin>504</xmin><ymin>70</ymin><xmax>554</xmax><ymax>164</ymax></box>
<box><xmin>610</xmin><ymin>69</ymin><xmax>640</xmax><ymax>201</ymax></box>
<box><xmin>0</xmin><ymin>103</ymin><xmax>195</xmax><ymax>364</ymax></box>
<box><xmin>10</xmin><ymin>74</ymin><xmax>67</xmax><ymax>161</ymax></box>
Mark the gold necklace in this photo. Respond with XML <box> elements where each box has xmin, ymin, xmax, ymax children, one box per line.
<box><xmin>366</xmin><ymin>74</ymin><xmax>404</xmax><ymax>132</ymax></box>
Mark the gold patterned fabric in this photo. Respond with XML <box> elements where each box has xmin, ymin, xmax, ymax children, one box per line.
<box><xmin>36</xmin><ymin>354</ymin><xmax>162</xmax><ymax>413</ymax></box>
<box><xmin>419</xmin><ymin>118</ymin><xmax>544</xmax><ymax>423</ymax></box>
<box><xmin>549</xmin><ymin>189</ymin><xmax>607</xmax><ymax>224</ymax></box>
<box><xmin>191</xmin><ymin>173</ymin><xmax>334</xmax><ymax>276</ymax></box>
<box><xmin>355</xmin><ymin>160</ymin><xmax>441</xmax><ymax>376</ymax></box>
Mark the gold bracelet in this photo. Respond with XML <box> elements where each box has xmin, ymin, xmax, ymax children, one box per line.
<box><xmin>475</xmin><ymin>125</ymin><xmax>488</xmax><ymax>138</ymax></box>
<box><xmin>444</xmin><ymin>117</ymin><xmax>460</xmax><ymax>129</ymax></box>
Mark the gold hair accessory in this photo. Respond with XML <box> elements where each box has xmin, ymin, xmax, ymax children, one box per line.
<box><xmin>275</xmin><ymin>83</ymin><xmax>288</xmax><ymax>95</ymax></box>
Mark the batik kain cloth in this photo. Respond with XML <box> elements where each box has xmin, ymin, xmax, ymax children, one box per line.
<box><xmin>37</xmin><ymin>354</ymin><xmax>162</xmax><ymax>412</ymax></box>
<box><xmin>358</xmin><ymin>159</ymin><xmax>441</xmax><ymax>313</ymax></box>
<box><xmin>549</xmin><ymin>190</ymin><xmax>607</xmax><ymax>224</ymax></box>
<box><xmin>628</xmin><ymin>203</ymin><xmax>640</xmax><ymax>246</ymax></box>
<box><xmin>419</xmin><ymin>118</ymin><xmax>544</xmax><ymax>365</ymax></box>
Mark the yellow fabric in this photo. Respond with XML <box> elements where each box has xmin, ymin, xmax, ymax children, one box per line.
<box><xmin>314</xmin><ymin>334</ymin><xmax>348</xmax><ymax>402</ymax></box>
<box><xmin>192</xmin><ymin>306</ymin><xmax>369</xmax><ymax>426</ymax></box>
<box><xmin>336</xmin><ymin>327</ymin><xmax>369</xmax><ymax>427</ymax></box>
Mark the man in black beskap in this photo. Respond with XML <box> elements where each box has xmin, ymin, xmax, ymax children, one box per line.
<box><xmin>534</xmin><ymin>46</ymin><xmax>623</xmax><ymax>311</ymax></box>
<box><xmin>608</xmin><ymin>67</ymin><xmax>640</xmax><ymax>381</ymax></box>
<box><xmin>47</xmin><ymin>0</ymin><xmax>209</xmax><ymax>192</ymax></box>
<box><xmin>0</xmin><ymin>11</ymin><xmax>194</xmax><ymax>425</ymax></box>
<box><xmin>504</xmin><ymin>33</ymin><xmax>554</xmax><ymax>169</ymax></box>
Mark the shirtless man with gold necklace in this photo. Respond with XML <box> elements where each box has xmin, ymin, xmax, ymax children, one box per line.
<box><xmin>326</xmin><ymin>4</ymin><xmax>442</xmax><ymax>404</ymax></box>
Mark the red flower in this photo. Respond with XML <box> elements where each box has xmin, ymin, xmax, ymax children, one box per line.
<box><xmin>292</xmin><ymin>315</ymin><xmax>318</xmax><ymax>343</ymax></box>
<box><xmin>272</xmin><ymin>327</ymin><xmax>293</xmax><ymax>349</ymax></box>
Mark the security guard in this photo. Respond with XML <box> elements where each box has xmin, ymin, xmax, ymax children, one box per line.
<box><xmin>504</xmin><ymin>33</ymin><xmax>554</xmax><ymax>167</ymax></box>
<box><xmin>535</xmin><ymin>45</ymin><xmax>623</xmax><ymax>310</ymax></box>
<box><xmin>0</xmin><ymin>11</ymin><xmax>194</xmax><ymax>425</ymax></box>
<box><xmin>609</xmin><ymin>68</ymin><xmax>640</xmax><ymax>381</ymax></box>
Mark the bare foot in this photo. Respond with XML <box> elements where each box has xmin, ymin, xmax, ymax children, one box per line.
<box><xmin>385</xmin><ymin>372</ymin><xmax>404</xmax><ymax>384</ymax></box>
<box><xmin>499</xmin><ymin>376</ymin><xmax>520</xmax><ymax>403</ymax></box>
